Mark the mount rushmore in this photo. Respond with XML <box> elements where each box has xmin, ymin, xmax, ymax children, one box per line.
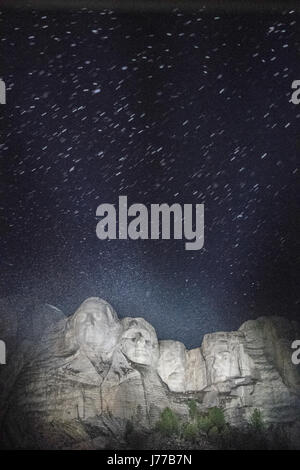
<box><xmin>0</xmin><ymin>296</ymin><xmax>300</xmax><ymax>449</ymax></box>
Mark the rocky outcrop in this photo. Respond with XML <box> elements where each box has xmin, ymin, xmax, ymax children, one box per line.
<box><xmin>0</xmin><ymin>296</ymin><xmax>64</xmax><ymax>361</ymax></box>
<box><xmin>0</xmin><ymin>297</ymin><xmax>299</xmax><ymax>449</ymax></box>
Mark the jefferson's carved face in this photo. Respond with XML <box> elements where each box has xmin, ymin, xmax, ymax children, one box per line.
<box><xmin>65</xmin><ymin>298</ymin><xmax>121</xmax><ymax>358</ymax></box>
<box><xmin>120</xmin><ymin>318</ymin><xmax>159</xmax><ymax>366</ymax></box>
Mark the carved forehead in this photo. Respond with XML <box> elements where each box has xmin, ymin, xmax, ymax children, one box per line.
<box><xmin>203</xmin><ymin>332</ymin><xmax>243</xmax><ymax>354</ymax></box>
<box><xmin>121</xmin><ymin>317</ymin><xmax>158</xmax><ymax>341</ymax></box>
<box><xmin>70</xmin><ymin>297</ymin><xmax>119</xmax><ymax>328</ymax></box>
<box><xmin>159</xmin><ymin>340</ymin><xmax>186</xmax><ymax>362</ymax></box>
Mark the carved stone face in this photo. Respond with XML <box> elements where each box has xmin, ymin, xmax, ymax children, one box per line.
<box><xmin>203</xmin><ymin>333</ymin><xmax>246</xmax><ymax>383</ymax></box>
<box><xmin>120</xmin><ymin>318</ymin><xmax>159</xmax><ymax>366</ymax></box>
<box><xmin>157</xmin><ymin>341</ymin><xmax>186</xmax><ymax>392</ymax></box>
<box><xmin>65</xmin><ymin>298</ymin><xmax>121</xmax><ymax>359</ymax></box>
<box><xmin>212</xmin><ymin>350</ymin><xmax>237</xmax><ymax>382</ymax></box>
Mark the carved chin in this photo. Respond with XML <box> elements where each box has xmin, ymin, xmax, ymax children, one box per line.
<box><xmin>134</xmin><ymin>353</ymin><xmax>151</xmax><ymax>365</ymax></box>
<box><xmin>123</xmin><ymin>349</ymin><xmax>152</xmax><ymax>365</ymax></box>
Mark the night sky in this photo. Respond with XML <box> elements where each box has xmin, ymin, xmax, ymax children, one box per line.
<box><xmin>0</xmin><ymin>6</ymin><xmax>299</xmax><ymax>348</ymax></box>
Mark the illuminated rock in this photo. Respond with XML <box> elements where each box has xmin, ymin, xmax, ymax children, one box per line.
<box><xmin>157</xmin><ymin>340</ymin><xmax>207</xmax><ymax>393</ymax></box>
<box><xmin>0</xmin><ymin>297</ymin><xmax>299</xmax><ymax>449</ymax></box>
<box><xmin>63</xmin><ymin>297</ymin><xmax>122</xmax><ymax>362</ymax></box>
<box><xmin>157</xmin><ymin>340</ymin><xmax>187</xmax><ymax>392</ymax></box>
<box><xmin>120</xmin><ymin>317</ymin><xmax>159</xmax><ymax>367</ymax></box>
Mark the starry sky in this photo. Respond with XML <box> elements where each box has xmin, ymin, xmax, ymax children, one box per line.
<box><xmin>0</xmin><ymin>5</ymin><xmax>299</xmax><ymax>348</ymax></box>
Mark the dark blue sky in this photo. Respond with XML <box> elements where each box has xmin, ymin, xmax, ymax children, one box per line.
<box><xmin>0</xmin><ymin>7</ymin><xmax>299</xmax><ymax>348</ymax></box>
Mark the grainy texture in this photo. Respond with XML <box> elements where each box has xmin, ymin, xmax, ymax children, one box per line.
<box><xmin>0</xmin><ymin>297</ymin><xmax>299</xmax><ymax>449</ymax></box>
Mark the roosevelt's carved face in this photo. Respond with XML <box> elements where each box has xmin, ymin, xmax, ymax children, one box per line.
<box><xmin>157</xmin><ymin>341</ymin><xmax>186</xmax><ymax>392</ymax></box>
<box><xmin>120</xmin><ymin>318</ymin><xmax>159</xmax><ymax>366</ymax></box>
<box><xmin>65</xmin><ymin>298</ymin><xmax>121</xmax><ymax>359</ymax></box>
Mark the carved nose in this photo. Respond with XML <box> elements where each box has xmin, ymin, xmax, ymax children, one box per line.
<box><xmin>136</xmin><ymin>335</ymin><xmax>146</xmax><ymax>347</ymax></box>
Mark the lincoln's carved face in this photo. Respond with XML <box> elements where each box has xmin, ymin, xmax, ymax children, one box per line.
<box><xmin>120</xmin><ymin>318</ymin><xmax>159</xmax><ymax>366</ymax></box>
<box><xmin>211</xmin><ymin>344</ymin><xmax>241</xmax><ymax>382</ymax></box>
<box><xmin>65</xmin><ymin>298</ymin><xmax>121</xmax><ymax>358</ymax></box>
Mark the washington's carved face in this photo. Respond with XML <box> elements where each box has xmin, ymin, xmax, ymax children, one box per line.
<box><xmin>120</xmin><ymin>318</ymin><xmax>159</xmax><ymax>366</ymax></box>
<box><xmin>65</xmin><ymin>298</ymin><xmax>121</xmax><ymax>358</ymax></box>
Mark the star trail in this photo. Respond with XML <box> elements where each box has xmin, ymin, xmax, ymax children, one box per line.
<box><xmin>0</xmin><ymin>6</ymin><xmax>299</xmax><ymax>348</ymax></box>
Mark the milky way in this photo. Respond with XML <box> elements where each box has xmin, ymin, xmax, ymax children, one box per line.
<box><xmin>0</xmin><ymin>6</ymin><xmax>299</xmax><ymax>347</ymax></box>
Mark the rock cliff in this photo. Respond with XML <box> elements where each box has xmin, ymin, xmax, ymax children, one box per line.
<box><xmin>0</xmin><ymin>297</ymin><xmax>299</xmax><ymax>449</ymax></box>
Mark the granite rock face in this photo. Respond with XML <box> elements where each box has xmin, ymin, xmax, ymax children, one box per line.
<box><xmin>0</xmin><ymin>297</ymin><xmax>299</xmax><ymax>449</ymax></box>
<box><xmin>0</xmin><ymin>296</ymin><xmax>64</xmax><ymax>360</ymax></box>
